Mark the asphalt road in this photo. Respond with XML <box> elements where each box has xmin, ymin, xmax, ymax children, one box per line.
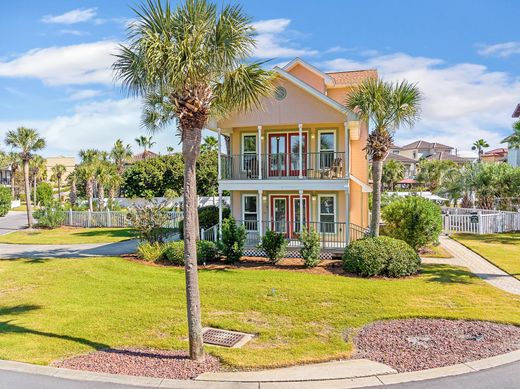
<box><xmin>0</xmin><ymin>211</ymin><xmax>27</xmax><ymax>235</ymax></box>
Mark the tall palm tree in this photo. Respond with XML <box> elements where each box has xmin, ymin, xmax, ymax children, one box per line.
<box><xmin>502</xmin><ymin>120</ymin><xmax>520</xmax><ymax>149</ymax></box>
<box><xmin>201</xmin><ymin>136</ymin><xmax>218</xmax><ymax>153</ymax></box>
<box><xmin>68</xmin><ymin>169</ymin><xmax>78</xmax><ymax>206</ymax></box>
<box><xmin>51</xmin><ymin>164</ymin><xmax>67</xmax><ymax>201</ymax></box>
<box><xmin>113</xmin><ymin>0</ymin><xmax>274</xmax><ymax>360</ymax></box>
<box><xmin>110</xmin><ymin>139</ymin><xmax>133</xmax><ymax>174</ymax></box>
<box><xmin>472</xmin><ymin>139</ymin><xmax>489</xmax><ymax>162</ymax></box>
<box><xmin>107</xmin><ymin>166</ymin><xmax>123</xmax><ymax>209</ymax></box>
<box><xmin>78</xmin><ymin>149</ymin><xmax>101</xmax><ymax>212</ymax></box>
<box><xmin>4</xmin><ymin>127</ymin><xmax>46</xmax><ymax>228</ymax></box>
<box><xmin>95</xmin><ymin>161</ymin><xmax>113</xmax><ymax>210</ymax></box>
<box><xmin>346</xmin><ymin>79</ymin><xmax>421</xmax><ymax>236</ymax></box>
<box><xmin>166</xmin><ymin>146</ymin><xmax>175</xmax><ymax>155</ymax></box>
<box><xmin>29</xmin><ymin>155</ymin><xmax>46</xmax><ymax>205</ymax></box>
<box><xmin>135</xmin><ymin>135</ymin><xmax>155</xmax><ymax>152</ymax></box>
<box><xmin>7</xmin><ymin>152</ymin><xmax>21</xmax><ymax>199</ymax></box>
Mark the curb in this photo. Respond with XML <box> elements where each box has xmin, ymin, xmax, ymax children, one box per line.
<box><xmin>0</xmin><ymin>350</ymin><xmax>519</xmax><ymax>388</ymax></box>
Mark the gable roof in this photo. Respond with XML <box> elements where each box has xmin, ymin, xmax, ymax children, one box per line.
<box><xmin>401</xmin><ymin>140</ymin><xmax>453</xmax><ymax>150</ymax></box>
<box><xmin>483</xmin><ymin>148</ymin><xmax>508</xmax><ymax>157</ymax></box>
<box><xmin>283</xmin><ymin>58</ymin><xmax>335</xmax><ymax>86</ymax></box>
<box><xmin>425</xmin><ymin>152</ymin><xmax>472</xmax><ymax>164</ymax></box>
<box><xmin>384</xmin><ymin>152</ymin><xmax>417</xmax><ymax>164</ymax></box>
<box><xmin>326</xmin><ymin>69</ymin><xmax>378</xmax><ymax>87</ymax></box>
<box><xmin>130</xmin><ymin>150</ymin><xmax>159</xmax><ymax>163</ymax></box>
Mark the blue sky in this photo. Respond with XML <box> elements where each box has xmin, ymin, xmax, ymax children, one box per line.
<box><xmin>1</xmin><ymin>0</ymin><xmax>519</xmax><ymax>158</ymax></box>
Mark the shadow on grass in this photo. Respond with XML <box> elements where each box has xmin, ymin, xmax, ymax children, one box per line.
<box><xmin>453</xmin><ymin>233</ymin><xmax>520</xmax><ymax>246</ymax></box>
<box><xmin>0</xmin><ymin>305</ymin><xmax>110</xmax><ymax>350</ymax></box>
<box><xmin>73</xmin><ymin>228</ymin><xmax>135</xmax><ymax>239</ymax></box>
<box><xmin>421</xmin><ymin>265</ymin><xmax>475</xmax><ymax>285</ymax></box>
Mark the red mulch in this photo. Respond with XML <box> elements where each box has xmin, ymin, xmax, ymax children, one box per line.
<box><xmin>354</xmin><ymin>319</ymin><xmax>520</xmax><ymax>372</ymax></box>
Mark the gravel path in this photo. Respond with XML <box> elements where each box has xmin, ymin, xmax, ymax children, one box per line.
<box><xmin>355</xmin><ymin>319</ymin><xmax>520</xmax><ymax>372</ymax></box>
<box><xmin>52</xmin><ymin>348</ymin><xmax>220</xmax><ymax>380</ymax></box>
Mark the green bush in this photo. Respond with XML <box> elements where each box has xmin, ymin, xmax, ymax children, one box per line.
<box><xmin>197</xmin><ymin>240</ymin><xmax>219</xmax><ymax>263</ymax></box>
<box><xmin>0</xmin><ymin>187</ymin><xmax>11</xmax><ymax>217</ymax></box>
<box><xmin>136</xmin><ymin>242</ymin><xmax>165</xmax><ymax>262</ymax></box>
<box><xmin>19</xmin><ymin>193</ymin><xmax>26</xmax><ymax>202</ymax></box>
<box><xmin>36</xmin><ymin>182</ymin><xmax>53</xmax><ymax>206</ymax></box>
<box><xmin>33</xmin><ymin>201</ymin><xmax>66</xmax><ymax>228</ymax></box>
<box><xmin>299</xmin><ymin>228</ymin><xmax>321</xmax><ymax>267</ymax></box>
<box><xmin>258</xmin><ymin>230</ymin><xmax>287</xmax><ymax>264</ymax></box>
<box><xmin>382</xmin><ymin>196</ymin><xmax>442</xmax><ymax>251</ymax></box>
<box><xmin>343</xmin><ymin>236</ymin><xmax>420</xmax><ymax>278</ymax></box>
<box><xmin>163</xmin><ymin>241</ymin><xmax>185</xmax><ymax>265</ymax></box>
<box><xmin>219</xmin><ymin>217</ymin><xmax>246</xmax><ymax>263</ymax></box>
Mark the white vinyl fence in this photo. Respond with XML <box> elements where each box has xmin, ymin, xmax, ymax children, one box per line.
<box><xmin>442</xmin><ymin>207</ymin><xmax>520</xmax><ymax>234</ymax></box>
<box><xmin>64</xmin><ymin>210</ymin><xmax>183</xmax><ymax>229</ymax></box>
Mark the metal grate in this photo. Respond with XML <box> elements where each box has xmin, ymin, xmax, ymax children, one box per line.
<box><xmin>202</xmin><ymin>328</ymin><xmax>247</xmax><ymax>347</ymax></box>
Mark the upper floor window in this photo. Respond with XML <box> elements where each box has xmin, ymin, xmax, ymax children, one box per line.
<box><xmin>242</xmin><ymin>134</ymin><xmax>257</xmax><ymax>171</ymax></box>
<box><xmin>319</xmin><ymin>131</ymin><xmax>335</xmax><ymax>168</ymax></box>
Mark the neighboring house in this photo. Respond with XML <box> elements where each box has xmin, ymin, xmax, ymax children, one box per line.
<box><xmin>383</xmin><ymin>150</ymin><xmax>417</xmax><ymax>178</ymax></box>
<box><xmin>129</xmin><ymin>150</ymin><xmax>159</xmax><ymax>163</ymax></box>
<box><xmin>508</xmin><ymin>104</ymin><xmax>520</xmax><ymax>167</ymax></box>
<box><xmin>0</xmin><ymin>166</ymin><xmax>11</xmax><ymax>186</ymax></box>
<box><xmin>45</xmin><ymin>156</ymin><xmax>76</xmax><ymax>181</ymax></box>
<box><xmin>211</xmin><ymin>58</ymin><xmax>374</xmax><ymax>255</ymax></box>
<box><xmin>482</xmin><ymin>148</ymin><xmax>508</xmax><ymax>163</ymax></box>
<box><xmin>424</xmin><ymin>151</ymin><xmax>474</xmax><ymax>165</ymax></box>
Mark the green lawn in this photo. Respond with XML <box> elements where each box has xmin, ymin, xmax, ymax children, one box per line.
<box><xmin>0</xmin><ymin>227</ymin><xmax>135</xmax><ymax>245</ymax></box>
<box><xmin>0</xmin><ymin>257</ymin><xmax>519</xmax><ymax>369</ymax></box>
<box><xmin>452</xmin><ymin>233</ymin><xmax>520</xmax><ymax>280</ymax></box>
<box><xmin>420</xmin><ymin>244</ymin><xmax>452</xmax><ymax>259</ymax></box>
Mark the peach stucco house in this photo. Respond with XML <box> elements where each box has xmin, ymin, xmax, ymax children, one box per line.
<box><xmin>210</xmin><ymin>58</ymin><xmax>375</xmax><ymax>255</ymax></box>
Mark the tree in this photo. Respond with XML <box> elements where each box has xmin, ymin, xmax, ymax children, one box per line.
<box><xmin>502</xmin><ymin>120</ymin><xmax>520</xmax><ymax>149</ymax></box>
<box><xmin>382</xmin><ymin>159</ymin><xmax>404</xmax><ymax>191</ymax></box>
<box><xmin>110</xmin><ymin>139</ymin><xmax>133</xmax><ymax>174</ymax></box>
<box><xmin>166</xmin><ymin>146</ymin><xmax>175</xmax><ymax>155</ymax></box>
<box><xmin>68</xmin><ymin>169</ymin><xmax>78</xmax><ymax>206</ymax></box>
<box><xmin>4</xmin><ymin>127</ymin><xmax>46</xmax><ymax>228</ymax></box>
<box><xmin>113</xmin><ymin>0</ymin><xmax>274</xmax><ymax>360</ymax></box>
<box><xmin>29</xmin><ymin>155</ymin><xmax>46</xmax><ymax>204</ymax></box>
<box><xmin>51</xmin><ymin>164</ymin><xmax>67</xmax><ymax>201</ymax></box>
<box><xmin>96</xmin><ymin>161</ymin><xmax>113</xmax><ymax>210</ymax></box>
<box><xmin>416</xmin><ymin>159</ymin><xmax>457</xmax><ymax>192</ymax></box>
<box><xmin>346</xmin><ymin>79</ymin><xmax>421</xmax><ymax>237</ymax></box>
<box><xmin>78</xmin><ymin>149</ymin><xmax>101</xmax><ymax>212</ymax></box>
<box><xmin>135</xmin><ymin>135</ymin><xmax>155</xmax><ymax>152</ymax></box>
<box><xmin>201</xmin><ymin>136</ymin><xmax>218</xmax><ymax>153</ymax></box>
<box><xmin>472</xmin><ymin>139</ymin><xmax>489</xmax><ymax>162</ymax></box>
<box><xmin>6</xmin><ymin>152</ymin><xmax>20</xmax><ymax>199</ymax></box>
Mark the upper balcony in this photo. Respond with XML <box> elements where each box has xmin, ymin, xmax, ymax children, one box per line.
<box><xmin>220</xmin><ymin>151</ymin><xmax>347</xmax><ymax>180</ymax></box>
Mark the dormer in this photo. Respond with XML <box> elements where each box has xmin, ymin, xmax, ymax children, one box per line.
<box><xmin>283</xmin><ymin>58</ymin><xmax>335</xmax><ymax>94</ymax></box>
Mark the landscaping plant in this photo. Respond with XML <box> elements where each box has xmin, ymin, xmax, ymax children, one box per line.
<box><xmin>0</xmin><ymin>187</ymin><xmax>11</xmax><ymax>217</ymax></box>
<box><xmin>163</xmin><ymin>241</ymin><xmax>185</xmax><ymax>265</ymax></box>
<box><xmin>36</xmin><ymin>182</ymin><xmax>53</xmax><ymax>207</ymax></box>
<box><xmin>299</xmin><ymin>228</ymin><xmax>321</xmax><ymax>268</ymax></box>
<box><xmin>137</xmin><ymin>242</ymin><xmax>165</xmax><ymax>262</ymax></box>
<box><xmin>33</xmin><ymin>201</ymin><xmax>66</xmax><ymax>229</ymax></box>
<box><xmin>258</xmin><ymin>230</ymin><xmax>287</xmax><ymax>264</ymax></box>
<box><xmin>127</xmin><ymin>201</ymin><xmax>170</xmax><ymax>243</ymax></box>
<box><xmin>197</xmin><ymin>240</ymin><xmax>219</xmax><ymax>264</ymax></box>
<box><xmin>382</xmin><ymin>196</ymin><xmax>442</xmax><ymax>251</ymax></box>
<box><xmin>219</xmin><ymin>218</ymin><xmax>246</xmax><ymax>264</ymax></box>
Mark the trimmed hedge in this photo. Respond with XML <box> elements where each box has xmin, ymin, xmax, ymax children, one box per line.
<box><xmin>0</xmin><ymin>187</ymin><xmax>11</xmax><ymax>217</ymax></box>
<box><xmin>136</xmin><ymin>240</ymin><xmax>220</xmax><ymax>265</ymax></box>
<box><xmin>343</xmin><ymin>236</ymin><xmax>420</xmax><ymax>278</ymax></box>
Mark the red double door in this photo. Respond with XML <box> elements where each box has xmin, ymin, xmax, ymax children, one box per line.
<box><xmin>270</xmin><ymin>195</ymin><xmax>310</xmax><ymax>238</ymax></box>
<box><xmin>268</xmin><ymin>133</ymin><xmax>307</xmax><ymax>177</ymax></box>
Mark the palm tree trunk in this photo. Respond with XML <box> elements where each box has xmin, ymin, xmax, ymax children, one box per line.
<box><xmin>182</xmin><ymin>127</ymin><xmax>204</xmax><ymax>361</ymax></box>
<box><xmin>58</xmin><ymin>178</ymin><xmax>61</xmax><ymax>201</ymax></box>
<box><xmin>98</xmin><ymin>184</ymin><xmax>105</xmax><ymax>210</ymax></box>
<box><xmin>370</xmin><ymin>158</ymin><xmax>383</xmax><ymax>237</ymax></box>
<box><xmin>10</xmin><ymin>168</ymin><xmax>16</xmax><ymax>199</ymax></box>
<box><xmin>23</xmin><ymin>160</ymin><xmax>33</xmax><ymax>228</ymax></box>
<box><xmin>87</xmin><ymin>180</ymin><xmax>93</xmax><ymax>212</ymax></box>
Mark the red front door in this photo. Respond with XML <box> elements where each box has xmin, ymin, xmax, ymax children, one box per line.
<box><xmin>268</xmin><ymin>134</ymin><xmax>287</xmax><ymax>176</ymax></box>
<box><xmin>270</xmin><ymin>195</ymin><xmax>309</xmax><ymax>239</ymax></box>
<box><xmin>289</xmin><ymin>133</ymin><xmax>307</xmax><ymax>177</ymax></box>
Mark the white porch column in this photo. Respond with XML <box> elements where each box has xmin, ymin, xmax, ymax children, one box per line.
<box><xmin>218</xmin><ymin>189</ymin><xmax>223</xmax><ymax>237</ymax></box>
<box><xmin>217</xmin><ymin>128</ymin><xmax>222</xmax><ymax>180</ymax></box>
<box><xmin>299</xmin><ymin>189</ymin><xmax>304</xmax><ymax>233</ymax></box>
<box><xmin>258</xmin><ymin>190</ymin><xmax>263</xmax><ymax>238</ymax></box>
<box><xmin>298</xmin><ymin>123</ymin><xmax>303</xmax><ymax>179</ymax></box>
<box><xmin>257</xmin><ymin>125</ymin><xmax>262</xmax><ymax>180</ymax></box>
<box><xmin>345</xmin><ymin>185</ymin><xmax>350</xmax><ymax>244</ymax></box>
<box><xmin>344</xmin><ymin>121</ymin><xmax>350</xmax><ymax>179</ymax></box>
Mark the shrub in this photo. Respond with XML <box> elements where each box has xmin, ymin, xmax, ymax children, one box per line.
<box><xmin>382</xmin><ymin>196</ymin><xmax>442</xmax><ymax>251</ymax></box>
<box><xmin>136</xmin><ymin>242</ymin><xmax>165</xmax><ymax>262</ymax></box>
<box><xmin>163</xmin><ymin>241</ymin><xmax>185</xmax><ymax>265</ymax></box>
<box><xmin>258</xmin><ymin>230</ymin><xmax>287</xmax><ymax>264</ymax></box>
<box><xmin>33</xmin><ymin>201</ymin><xmax>66</xmax><ymax>228</ymax></box>
<box><xmin>197</xmin><ymin>240</ymin><xmax>219</xmax><ymax>263</ymax></box>
<box><xmin>343</xmin><ymin>236</ymin><xmax>420</xmax><ymax>278</ymax></box>
<box><xmin>36</xmin><ymin>182</ymin><xmax>53</xmax><ymax>206</ymax></box>
<box><xmin>219</xmin><ymin>217</ymin><xmax>246</xmax><ymax>263</ymax></box>
<box><xmin>0</xmin><ymin>187</ymin><xmax>11</xmax><ymax>217</ymax></box>
<box><xmin>299</xmin><ymin>228</ymin><xmax>321</xmax><ymax>267</ymax></box>
<box><xmin>127</xmin><ymin>201</ymin><xmax>170</xmax><ymax>243</ymax></box>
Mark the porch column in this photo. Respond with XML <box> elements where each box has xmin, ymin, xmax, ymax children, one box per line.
<box><xmin>345</xmin><ymin>185</ymin><xmax>350</xmax><ymax>244</ymax></box>
<box><xmin>218</xmin><ymin>189</ymin><xmax>223</xmax><ymax>237</ymax></box>
<box><xmin>217</xmin><ymin>128</ymin><xmax>222</xmax><ymax>180</ymax></box>
<box><xmin>344</xmin><ymin>121</ymin><xmax>350</xmax><ymax>179</ymax></box>
<box><xmin>257</xmin><ymin>125</ymin><xmax>262</xmax><ymax>179</ymax></box>
<box><xmin>258</xmin><ymin>189</ymin><xmax>263</xmax><ymax>238</ymax></box>
<box><xmin>299</xmin><ymin>189</ymin><xmax>304</xmax><ymax>233</ymax></box>
<box><xmin>298</xmin><ymin>123</ymin><xmax>303</xmax><ymax>179</ymax></box>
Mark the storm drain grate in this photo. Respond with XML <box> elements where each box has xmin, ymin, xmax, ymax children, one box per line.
<box><xmin>202</xmin><ymin>328</ymin><xmax>252</xmax><ymax>348</ymax></box>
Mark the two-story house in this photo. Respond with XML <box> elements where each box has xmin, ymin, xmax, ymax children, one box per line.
<box><xmin>210</xmin><ymin>58</ymin><xmax>374</xmax><ymax>256</ymax></box>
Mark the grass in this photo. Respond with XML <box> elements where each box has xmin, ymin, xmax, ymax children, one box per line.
<box><xmin>0</xmin><ymin>257</ymin><xmax>519</xmax><ymax>368</ymax></box>
<box><xmin>452</xmin><ymin>233</ymin><xmax>520</xmax><ymax>280</ymax></box>
<box><xmin>11</xmin><ymin>203</ymin><xmax>28</xmax><ymax>212</ymax></box>
<box><xmin>0</xmin><ymin>227</ymin><xmax>135</xmax><ymax>245</ymax></box>
<box><xmin>420</xmin><ymin>244</ymin><xmax>452</xmax><ymax>258</ymax></box>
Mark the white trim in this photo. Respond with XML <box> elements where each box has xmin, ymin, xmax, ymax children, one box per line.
<box><xmin>318</xmin><ymin>193</ymin><xmax>337</xmax><ymax>234</ymax></box>
<box><xmin>283</xmin><ymin>58</ymin><xmax>335</xmax><ymax>86</ymax></box>
<box><xmin>317</xmin><ymin>128</ymin><xmax>337</xmax><ymax>170</ymax></box>
<box><xmin>268</xmin><ymin>194</ymin><xmax>289</xmax><ymax>234</ymax></box>
<box><xmin>241</xmin><ymin>193</ymin><xmax>259</xmax><ymax>231</ymax></box>
<box><xmin>350</xmin><ymin>174</ymin><xmax>372</xmax><ymax>192</ymax></box>
<box><xmin>219</xmin><ymin>179</ymin><xmax>348</xmax><ymax>192</ymax></box>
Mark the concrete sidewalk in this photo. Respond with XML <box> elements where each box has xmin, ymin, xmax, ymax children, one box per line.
<box><xmin>422</xmin><ymin>235</ymin><xmax>520</xmax><ymax>295</ymax></box>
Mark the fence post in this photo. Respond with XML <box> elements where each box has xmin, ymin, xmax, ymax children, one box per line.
<box><xmin>68</xmin><ymin>208</ymin><xmax>72</xmax><ymax>226</ymax></box>
<box><xmin>477</xmin><ymin>211</ymin><xmax>483</xmax><ymax>235</ymax></box>
<box><xmin>107</xmin><ymin>209</ymin><xmax>112</xmax><ymax>228</ymax></box>
<box><xmin>200</xmin><ymin>227</ymin><xmax>205</xmax><ymax>241</ymax></box>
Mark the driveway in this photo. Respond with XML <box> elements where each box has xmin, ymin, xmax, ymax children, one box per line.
<box><xmin>0</xmin><ymin>211</ymin><xmax>27</xmax><ymax>235</ymax></box>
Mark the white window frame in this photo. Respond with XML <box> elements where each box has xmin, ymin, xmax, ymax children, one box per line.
<box><xmin>318</xmin><ymin>194</ymin><xmax>337</xmax><ymax>234</ymax></box>
<box><xmin>241</xmin><ymin>133</ymin><xmax>257</xmax><ymax>171</ymax></box>
<box><xmin>317</xmin><ymin>129</ymin><xmax>337</xmax><ymax>169</ymax></box>
<box><xmin>242</xmin><ymin>194</ymin><xmax>258</xmax><ymax>231</ymax></box>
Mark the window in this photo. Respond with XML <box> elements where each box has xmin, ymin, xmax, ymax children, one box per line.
<box><xmin>319</xmin><ymin>131</ymin><xmax>335</xmax><ymax>168</ymax></box>
<box><xmin>242</xmin><ymin>134</ymin><xmax>257</xmax><ymax>171</ymax></box>
<box><xmin>243</xmin><ymin>195</ymin><xmax>258</xmax><ymax>231</ymax></box>
<box><xmin>319</xmin><ymin>195</ymin><xmax>335</xmax><ymax>233</ymax></box>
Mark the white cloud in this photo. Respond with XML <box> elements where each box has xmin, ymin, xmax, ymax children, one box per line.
<box><xmin>68</xmin><ymin>89</ymin><xmax>102</xmax><ymax>101</ymax></box>
<box><xmin>252</xmin><ymin>19</ymin><xmax>318</xmax><ymax>58</ymax></box>
<box><xmin>323</xmin><ymin>53</ymin><xmax>520</xmax><ymax>151</ymax></box>
<box><xmin>477</xmin><ymin>41</ymin><xmax>520</xmax><ymax>58</ymax></box>
<box><xmin>0</xmin><ymin>41</ymin><xmax>117</xmax><ymax>85</ymax></box>
<box><xmin>42</xmin><ymin>8</ymin><xmax>97</xmax><ymax>24</ymax></box>
<box><xmin>59</xmin><ymin>29</ymin><xmax>87</xmax><ymax>36</ymax></box>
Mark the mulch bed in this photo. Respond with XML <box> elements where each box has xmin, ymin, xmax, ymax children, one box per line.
<box><xmin>52</xmin><ymin>348</ymin><xmax>220</xmax><ymax>380</ymax></box>
<box><xmin>354</xmin><ymin>319</ymin><xmax>520</xmax><ymax>372</ymax></box>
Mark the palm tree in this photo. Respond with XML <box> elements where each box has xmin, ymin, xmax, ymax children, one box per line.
<box><xmin>7</xmin><ymin>152</ymin><xmax>21</xmax><ymax>199</ymax></box>
<box><xmin>472</xmin><ymin>139</ymin><xmax>489</xmax><ymax>162</ymax></box>
<box><xmin>346</xmin><ymin>79</ymin><xmax>421</xmax><ymax>236</ymax></box>
<box><xmin>78</xmin><ymin>149</ymin><xmax>101</xmax><ymax>212</ymax></box>
<box><xmin>95</xmin><ymin>161</ymin><xmax>113</xmax><ymax>210</ymax></box>
<box><xmin>29</xmin><ymin>155</ymin><xmax>46</xmax><ymax>205</ymax></box>
<box><xmin>110</xmin><ymin>139</ymin><xmax>133</xmax><ymax>174</ymax></box>
<box><xmin>107</xmin><ymin>166</ymin><xmax>123</xmax><ymax>209</ymax></box>
<box><xmin>51</xmin><ymin>164</ymin><xmax>67</xmax><ymax>201</ymax></box>
<box><xmin>166</xmin><ymin>146</ymin><xmax>175</xmax><ymax>155</ymax></box>
<box><xmin>4</xmin><ymin>127</ymin><xmax>46</xmax><ymax>228</ymax></box>
<box><xmin>382</xmin><ymin>159</ymin><xmax>404</xmax><ymax>191</ymax></box>
<box><xmin>135</xmin><ymin>135</ymin><xmax>155</xmax><ymax>152</ymax></box>
<box><xmin>201</xmin><ymin>136</ymin><xmax>218</xmax><ymax>153</ymax></box>
<box><xmin>502</xmin><ymin>120</ymin><xmax>520</xmax><ymax>149</ymax></box>
<box><xmin>113</xmin><ymin>0</ymin><xmax>274</xmax><ymax>361</ymax></box>
<box><xmin>68</xmin><ymin>169</ymin><xmax>78</xmax><ymax>206</ymax></box>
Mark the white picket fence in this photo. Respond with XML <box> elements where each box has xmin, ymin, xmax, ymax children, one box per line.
<box><xmin>64</xmin><ymin>210</ymin><xmax>183</xmax><ymax>229</ymax></box>
<box><xmin>442</xmin><ymin>207</ymin><xmax>520</xmax><ymax>234</ymax></box>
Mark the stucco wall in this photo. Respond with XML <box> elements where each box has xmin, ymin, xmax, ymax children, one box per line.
<box><xmin>286</xmin><ymin>63</ymin><xmax>326</xmax><ymax>93</ymax></box>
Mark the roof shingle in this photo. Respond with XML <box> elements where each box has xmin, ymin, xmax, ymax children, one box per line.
<box><xmin>326</xmin><ymin>69</ymin><xmax>378</xmax><ymax>86</ymax></box>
